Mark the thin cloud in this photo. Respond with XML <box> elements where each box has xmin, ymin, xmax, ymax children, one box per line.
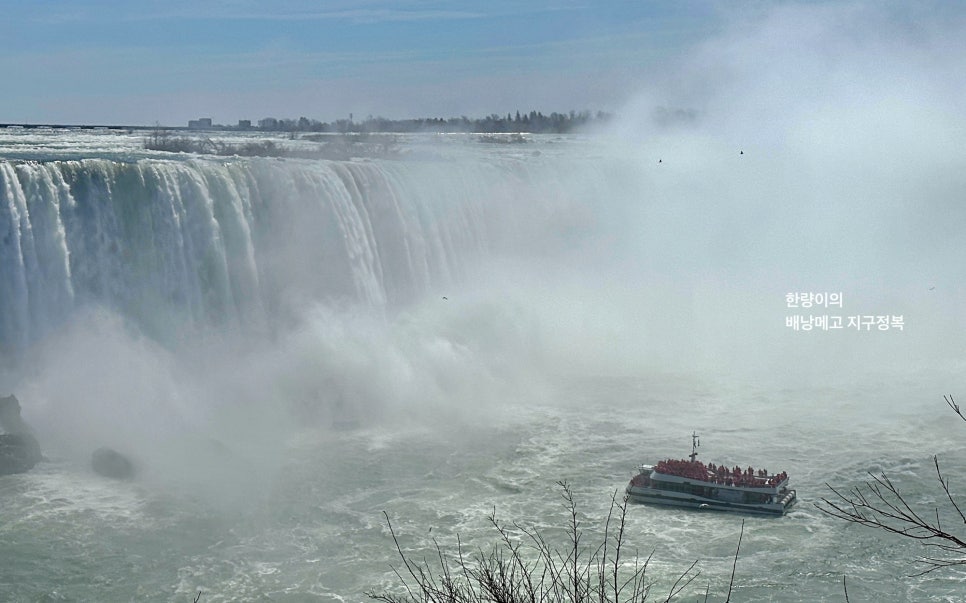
<box><xmin>17</xmin><ymin>1</ymin><xmax>588</xmax><ymax>25</ymax></box>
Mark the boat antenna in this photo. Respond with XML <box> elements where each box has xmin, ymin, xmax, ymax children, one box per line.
<box><xmin>689</xmin><ymin>431</ymin><xmax>700</xmax><ymax>462</ymax></box>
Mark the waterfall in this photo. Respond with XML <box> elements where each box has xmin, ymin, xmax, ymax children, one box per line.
<box><xmin>0</xmin><ymin>153</ymin><xmax>605</xmax><ymax>355</ymax></box>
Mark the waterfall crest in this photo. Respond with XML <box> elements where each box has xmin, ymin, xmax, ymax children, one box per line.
<box><xmin>0</xmin><ymin>155</ymin><xmax>602</xmax><ymax>354</ymax></box>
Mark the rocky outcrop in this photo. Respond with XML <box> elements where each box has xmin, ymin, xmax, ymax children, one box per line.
<box><xmin>0</xmin><ymin>394</ymin><xmax>31</xmax><ymax>435</ymax></box>
<box><xmin>0</xmin><ymin>394</ymin><xmax>42</xmax><ymax>475</ymax></box>
<box><xmin>91</xmin><ymin>447</ymin><xmax>136</xmax><ymax>480</ymax></box>
<box><xmin>1</xmin><ymin>396</ymin><xmax>139</xmax><ymax>479</ymax></box>
<box><xmin>0</xmin><ymin>432</ymin><xmax>43</xmax><ymax>474</ymax></box>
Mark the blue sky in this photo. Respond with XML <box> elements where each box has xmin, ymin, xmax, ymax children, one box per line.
<box><xmin>0</xmin><ymin>1</ymin><xmax>724</xmax><ymax>125</ymax></box>
<box><xmin>0</xmin><ymin>1</ymin><xmax>961</xmax><ymax>126</ymax></box>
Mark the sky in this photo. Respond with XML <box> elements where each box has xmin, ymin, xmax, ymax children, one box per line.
<box><xmin>0</xmin><ymin>1</ymin><xmax>962</xmax><ymax>126</ymax></box>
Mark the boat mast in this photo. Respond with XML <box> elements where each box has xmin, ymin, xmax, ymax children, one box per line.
<box><xmin>689</xmin><ymin>431</ymin><xmax>700</xmax><ymax>462</ymax></box>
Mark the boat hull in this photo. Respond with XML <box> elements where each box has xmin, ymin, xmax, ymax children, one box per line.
<box><xmin>626</xmin><ymin>484</ymin><xmax>797</xmax><ymax>516</ymax></box>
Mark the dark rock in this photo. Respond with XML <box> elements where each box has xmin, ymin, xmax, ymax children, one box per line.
<box><xmin>0</xmin><ymin>432</ymin><xmax>43</xmax><ymax>474</ymax></box>
<box><xmin>92</xmin><ymin>447</ymin><xmax>136</xmax><ymax>480</ymax></box>
<box><xmin>0</xmin><ymin>394</ymin><xmax>32</xmax><ymax>435</ymax></box>
<box><xmin>0</xmin><ymin>394</ymin><xmax>43</xmax><ymax>475</ymax></box>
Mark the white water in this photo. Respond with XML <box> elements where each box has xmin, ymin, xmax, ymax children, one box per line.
<box><xmin>0</xmin><ymin>135</ymin><xmax>607</xmax><ymax>349</ymax></box>
<box><xmin>1</xmin><ymin>129</ymin><xmax>965</xmax><ymax>602</ymax></box>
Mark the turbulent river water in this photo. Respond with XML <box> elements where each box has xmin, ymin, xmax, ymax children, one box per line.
<box><xmin>1</xmin><ymin>129</ymin><xmax>965</xmax><ymax>602</ymax></box>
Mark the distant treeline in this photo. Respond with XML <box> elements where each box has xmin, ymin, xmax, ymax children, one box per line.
<box><xmin>224</xmin><ymin>110</ymin><xmax>613</xmax><ymax>134</ymax></box>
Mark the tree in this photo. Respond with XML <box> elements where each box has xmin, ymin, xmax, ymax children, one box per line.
<box><xmin>366</xmin><ymin>482</ymin><xmax>755</xmax><ymax>603</ymax></box>
<box><xmin>817</xmin><ymin>395</ymin><xmax>966</xmax><ymax>576</ymax></box>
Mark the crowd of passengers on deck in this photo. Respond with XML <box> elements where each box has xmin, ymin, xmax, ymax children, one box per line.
<box><xmin>655</xmin><ymin>459</ymin><xmax>788</xmax><ymax>487</ymax></box>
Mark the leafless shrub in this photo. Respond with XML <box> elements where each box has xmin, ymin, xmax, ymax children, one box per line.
<box><xmin>367</xmin><ymin>481</ymin><xmax>716</xmax><ymax>603</ymax></box>
<box><xmin>817</xmin><ymin>395</ymin><xmax>966</xmax><ymax>576</ymax></box>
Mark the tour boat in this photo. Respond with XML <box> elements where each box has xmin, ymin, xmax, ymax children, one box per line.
<box><xmin>626</xmin><ymin>433</ymin><xmax>797</xmax><ymax>516</ymax></box>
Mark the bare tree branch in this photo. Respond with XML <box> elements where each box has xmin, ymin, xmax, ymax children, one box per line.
<box><xmin>944</xmin><ymin>394</ymin><xmax>966</xmax><ymax>423</ymax></box>
<box><xmin>816</xmin><ymin>396</ymin><xmax>966</xmax><ymax>577</ymax></box>
<box><xmin>367</xmin><ymin>483</ymin><xmax>722</xmax><ymax>603</ymax></box>
<box><xmin>724</xmin><ymin>520</ymin><xmax>744</xmax><ymax>603</ymax></box>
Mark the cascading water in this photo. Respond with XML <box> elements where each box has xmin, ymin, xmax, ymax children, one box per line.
<box><xmin>0</xmin><ymin>151</ymin><xmax>606</xmax><ymax>357</ymax></box>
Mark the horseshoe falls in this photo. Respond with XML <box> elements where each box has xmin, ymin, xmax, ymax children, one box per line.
<box><xmin>0</xmin><ymin>151</ymin><xmax>596</xmax><ymax>354</ymax></box>
<box><xmin>1</xmin><ymin>131</ymin><xmax>965</xmax><ymax>602</ymax></box>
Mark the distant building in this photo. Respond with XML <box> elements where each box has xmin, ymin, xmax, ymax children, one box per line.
<box><xmin>237</xmin><ymin>120</ymin><xmax>252</xmax><ymax>129</ymax></box>
<box><xmin>188</xmin><ymin>117</ymin><xmax>213</xmax><ymax>130</ymax></box>
<box><xmin>258</xmin><ymin>117</ymin><xmax>279</xmax><ymax>130</ymax></box>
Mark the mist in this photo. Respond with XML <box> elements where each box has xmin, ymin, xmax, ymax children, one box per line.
<box><xmin>1</xmin><ymin>1</ymin><xmax>963</xmax><ymax>506</ymax></box>
<box><xmin>596</xmin><ymin>2</ymin><xmax>966</xmax><ymax>379</ymax></box>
